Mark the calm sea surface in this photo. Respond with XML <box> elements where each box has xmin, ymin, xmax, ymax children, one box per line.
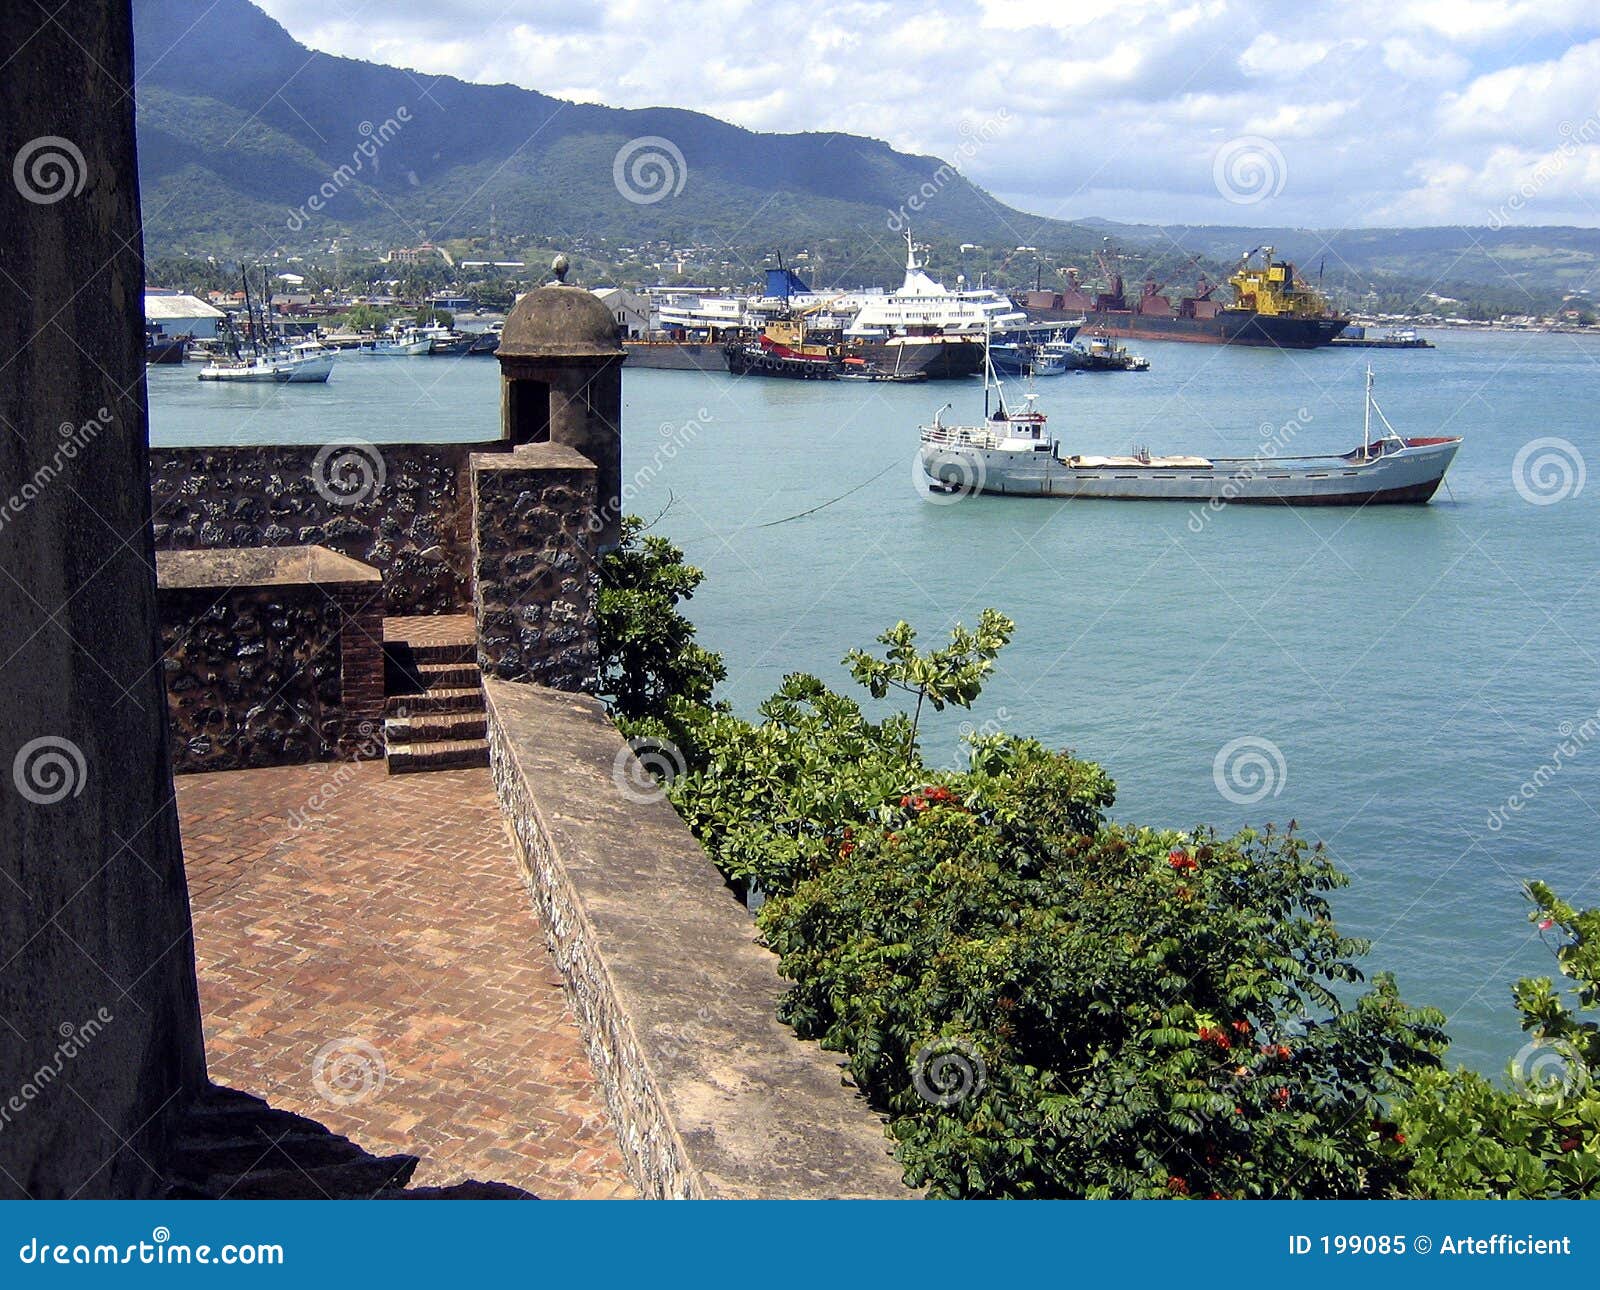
<box><xmin>150</xmin><ymin>330</ymin><xmax>1600</xmax><ymax>1074</ymax></box>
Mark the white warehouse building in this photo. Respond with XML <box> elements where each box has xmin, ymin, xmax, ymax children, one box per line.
<box><xmin>143</xmin><ymin>292</ymin><xmax>225</xmax><ymax>339</ymax></box>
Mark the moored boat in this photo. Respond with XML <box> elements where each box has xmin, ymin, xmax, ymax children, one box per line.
<box><xmin>197</xmin><ymin>339</ymin><xmax>334</xmax><ymax>383</ymax></box>
<box><xmin>919</xmin><ymin>365</ymin><xmax>1459</xmax><ymax>505</ymax></box>
<box><xmin>1054</xmin><ymin>334</ymin><xmax>1150</xmax><ymax>371</ymax></box>
<box><xmin>1017</xmin><ymin>245</ymin><xmax>1348</xmax><ymax>349</ymax></box>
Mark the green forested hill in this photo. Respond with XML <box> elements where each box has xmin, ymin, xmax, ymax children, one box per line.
<box><xmin>132</xmin><ymin>0</ymin><xmax>1087</xmax><ymax>258</ymax></box>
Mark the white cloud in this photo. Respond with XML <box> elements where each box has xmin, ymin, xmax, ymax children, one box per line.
<box><xmin>253</xmin><ymin>0</ymin><xmax>1600</xmax><ymax>226</ymax></box>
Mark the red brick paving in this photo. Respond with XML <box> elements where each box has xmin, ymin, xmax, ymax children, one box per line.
<box><xmin>176</xmin><ymin>762</ymin><xmax>635</xmax><ymax>1199</ymax></box>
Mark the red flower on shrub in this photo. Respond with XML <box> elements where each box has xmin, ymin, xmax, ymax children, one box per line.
<box><xmin>1230</xmin><ymin>1020</ymin><xmax>1251</xmax><ymax>1035</ymax></box>
<box><xmin>1561</xmin><ymin>1137</ymin><xmax>1581</xmax><ymax>1152</ymax></box>
<box><xmin>1168</xmin><ymin>849</ymin><xmax>1198</xmax><ymax>872</ymax></box>
<box><xmin>1166</xmin><ymin>1175</ymin><xmax>1188</xmax><ymax>1195</ymax></box>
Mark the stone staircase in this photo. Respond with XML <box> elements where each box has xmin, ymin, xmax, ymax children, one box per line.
<box><xmin>382</xmin><ymin>616</ymin><xmax>489</xmax><ymax>774</ymax></box>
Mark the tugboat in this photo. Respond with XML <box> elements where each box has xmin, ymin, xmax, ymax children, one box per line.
<box><xmin>1017</xmin><ymin>244</ymin><xmax>1348</xmax><ymax>348</ymax></box>
<box><xmin>723</xmin><ymin>311</ymin><xmax>841</xmax><ymax>379</ymax></box>
<box><xmin>919</xmin><ymin>363</ymin><xmax>1460</xmax><ymax>505</ymax></box>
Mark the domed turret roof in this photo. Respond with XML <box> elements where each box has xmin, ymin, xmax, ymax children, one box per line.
<box><xmin>498</xmin><ymin>283</ymin><xmax>622</xmax><ymax>358</ymax></box>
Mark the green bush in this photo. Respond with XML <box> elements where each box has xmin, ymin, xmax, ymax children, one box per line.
<box><xmin>761</xmin><ymin>787</ymin><xmax>1446</xmax><ymax>1197</ymax></box>
<box><xmin>596</xmin><ymin>516</ymin><xmax>725</xmax><ymax>734</ymax></box>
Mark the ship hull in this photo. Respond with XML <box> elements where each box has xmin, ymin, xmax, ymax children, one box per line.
<box><xmin>920</xmin><ymin>438</ymin><xmax>1460</xmax><ymax>505</ymax></box>
<box><xmin>849</xmin><ymin>338</ymin><xmax>984</xmax><ymax>380</ymax></box>
<box><xmin>622</xmin><ymin>340</ymin><xmax>727</xmax><ymax>371</ymax></box>
<box><xmin>724</xmin><ymin>344</ymin><xmax>837</xmax><ymax>379</ymax></box>
<box><xmin>1024</xmin><ymin>307</ymin><xmax>1347</xmax><ymax>349</ymax></box>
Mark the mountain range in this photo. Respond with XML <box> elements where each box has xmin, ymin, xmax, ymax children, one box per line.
<box><xmin>131</xmin><ymin>0</ymin><xmax>1080</xmax><ymax>261</ymax></box>
<box><xmin>133</xmin><ymin>0</ymin><xmax>1599</xmax><ymax>310</ymax></box>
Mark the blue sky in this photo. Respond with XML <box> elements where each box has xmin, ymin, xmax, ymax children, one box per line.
<box><xmin>255</xmin><ymin>0</ymin><xmax>1600</xmax><ymax>228</ymax></box>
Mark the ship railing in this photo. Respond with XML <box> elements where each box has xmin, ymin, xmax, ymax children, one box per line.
<box><xmin>920</xmin><ymin>423</ymin><xmax>1006</xmax><ymax>450</ymax></box>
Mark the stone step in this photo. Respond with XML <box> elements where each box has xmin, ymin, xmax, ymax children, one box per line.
<box><xmin>385</xmin><ymin>687</ymin><xmax>484</xmax><ymax>717</ymax></box>
<box><xmin>385</xmin><ymin>711</ymin><xmax>487</xmax><ymax>743</ymax></box>
<box><xmin>386</xmin><ymin>738</ymin><xmax>491</xmax><ymax>774</ymax></box>
<box><xmin>409</xmin><ymin>639</ymin><xmax>476</xmax><ymax>666</ymax></box>
<box><xmin>417</xmin><ymin>661</ymin><xmax>481</xmax><ymax>690</ymax></box>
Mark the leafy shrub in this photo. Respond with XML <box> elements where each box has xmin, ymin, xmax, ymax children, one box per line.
<box><xmin>760</xmin><ymin>787</ymin><xmax>1446</xmax><ymax>1197</ymax></box>
<box><xmin>597</xmin><ymin>516</ymin><xmax>725</xmax><ymax>730</ymax></box>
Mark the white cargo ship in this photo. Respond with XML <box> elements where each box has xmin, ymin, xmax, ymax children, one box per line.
<box><xmin>919</xmin><ymin>366</ymin><xmax>1461</xmax><ymax>505</ymax></box>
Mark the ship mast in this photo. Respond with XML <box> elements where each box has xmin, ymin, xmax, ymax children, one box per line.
<box><xmin>1361</xmin><ymin>365</ymin><xmax>1373</xmax><ymax>460</ymax></box>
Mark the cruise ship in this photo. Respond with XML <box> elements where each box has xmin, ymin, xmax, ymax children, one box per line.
<box><xmin>621</xmin><ymin>236</ymin><xmax>1023</xmax><ymax>378</ymax></box>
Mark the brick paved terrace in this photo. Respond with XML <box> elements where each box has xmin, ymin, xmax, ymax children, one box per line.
<box><xmin>176</xmin><ymin>762</ymin><xmax>635</xmax><ymax>1199</ymax></box>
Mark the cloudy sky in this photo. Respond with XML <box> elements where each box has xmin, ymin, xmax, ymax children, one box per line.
<box><xmin>254</xmin><ymin>0</ymin><xmax>1600</xmax><ymax>228</ymax></box>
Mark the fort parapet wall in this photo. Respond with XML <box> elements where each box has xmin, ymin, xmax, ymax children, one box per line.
<box><xmin>149</xmin><ymin>441</ymin><xmax>507</xmax><ymax>616</ymax></box>
<box><xmin>156</xmin><ymin>547</ymin><xmax>385</xmax><ymax>773</ymax></box>
<box><xmin>483</xmin><ymin>679</ymin><xmax>912</xmax><ymax>1199</ymax></box>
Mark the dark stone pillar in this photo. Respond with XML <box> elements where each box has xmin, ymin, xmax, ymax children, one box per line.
<box><xmin>0</xmin><ymin>1</ymin><xmax>207</xmax><ymax>1198</ymax></box>
<box><xmin>470</xmin><ymin>444</ymin><xmax>599</xmax><ymax>691</ymax></box>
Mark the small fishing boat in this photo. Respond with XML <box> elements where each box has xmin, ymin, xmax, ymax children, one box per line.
<box><xmin>467</xmin><ymin>322</ymin><xmax>502</xmax><ymax>356</ymax></box>
<box><xmin>196</xmin><ymin>267</ymin><xmax>335</xmax><ymax>383</ymax></box>
<box><xmin>837</xmin><ymin>367</ymin><xmax>929</xmax><ymax>382</ymax></box>
<box><xmin>358</xmin><ymin>322</ymin><xmax>446</xmax><ymax>356</ymax></box>
<box><xmin>990</xmin><ymin>341</ymin><xmax>1067</xmax><ymax>377</ymax></box>
<box><xmin>196</xmin><ymin>339</ymin><xmax>334</xmax><ymax>383</ymax></box>
<box><xmin>919</xmin><ymin>362</ymin><xmax>1460</xmax><ymax>505</ymax></box>
<box><xmin>1052</xmin><ymin>334</ymin><xmax>1150</xmax><ymax>371</ymax></box>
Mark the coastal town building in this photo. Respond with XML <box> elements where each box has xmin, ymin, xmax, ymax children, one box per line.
<box><xmin>144</xmin><ymin>290</ymin><xmax>226</xmax><ymax>338</ymax></box>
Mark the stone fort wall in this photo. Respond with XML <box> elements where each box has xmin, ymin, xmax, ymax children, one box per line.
<box><xmin>149</xmin><ymin>441</ymin><xmax>510</xmax><ymax>617</ymax></box>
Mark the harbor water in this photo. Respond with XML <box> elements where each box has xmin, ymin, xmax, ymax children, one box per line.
<box><xmin>149</xmin><ymin>330</ymin><xmax>1600</xmax><ymax>1075</ymax></box>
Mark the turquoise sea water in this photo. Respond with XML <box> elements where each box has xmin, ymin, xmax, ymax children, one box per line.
<box><xmin>149</xmin><ymin>330</ymin><xmax>1600</xmax><ymax>1074</ymax></box>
